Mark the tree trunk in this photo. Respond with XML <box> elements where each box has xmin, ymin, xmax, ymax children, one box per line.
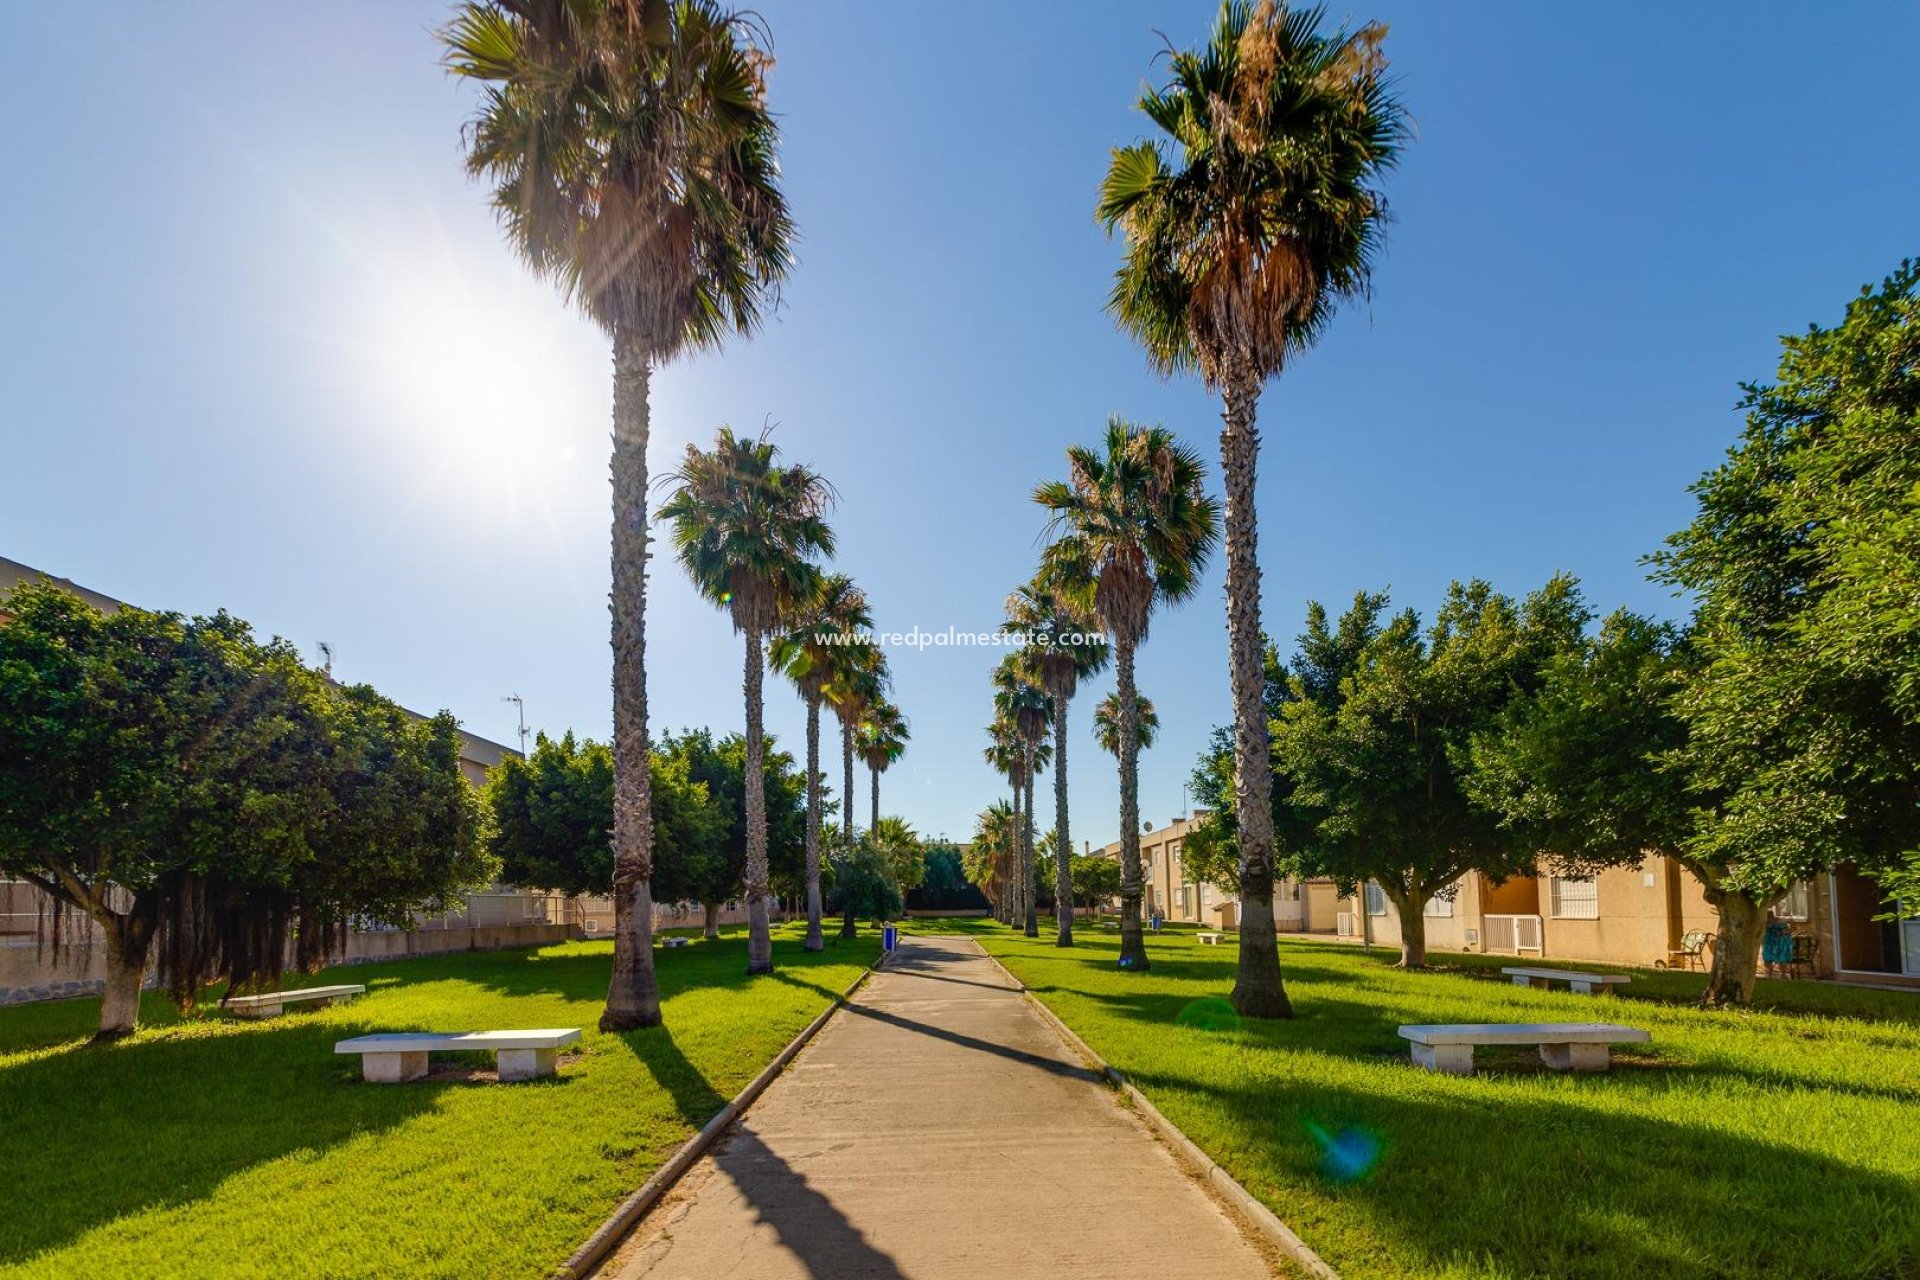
<box><xmin>1053</xmin><ymin>691</ymin><xmax>1074</xmax><ymax>947</ymax></box>
<box><xmin>803</xmin><ymin>695</ymin><xmax>825</xmax><ymax>952</ymax></box>
<box><xmin>1384</xmin><ymin>883</ymin><xmax>1430</xmax><ymax>969</ymax></box>
<box><xmin>1219</xmin><ymin>374</ymin><xmax>1291</xmax><ymax>1017</ymax></box>
<box><xmin>743</xmin><ymin>631</ymin><xmax>773</xmax><ymax>975</ymax></box>
<box><xmin>1703</xmin><ymin>889</ymin><xmax>1768</xmax><ymax>1007</ymax></box>
<box><xmin>841</xmin><ymin>718</ymin><xmax>856</xmax><ymax>841</ymax></box>
<box><xmin>841</xmin><ymin>902</ymin><xmax>858</xmax><ymax>939</ymax></box>
<box><xmin>602</xmin><ymin>329</ymin><xmax>662</xmax><ymax>1033</ymax></box>
<box><xmin>870</xmin><ymin>762</ymin><xmax>881</xmax><ymax>835</ymax></box>
<box><xmin>1022</xmin><ymin>761</ymin><xmax>1039</xmax><ymax>937</ymax></box>
<box><xmin>95</xmin><ymin>914</ymin><xmax>153</xmax><ymax>1042</ymax></box>
<box><xmin>703</xmin><ymin>900</ymin><xmax>722</xmax><ymax>940</ymax></box>
<box><xmin>1115</xmin><ymin>638</ymin><xmax>1149</xmax><ymax>972</ymax></box>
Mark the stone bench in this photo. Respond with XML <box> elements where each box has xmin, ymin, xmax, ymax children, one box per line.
<box><xmin>226</xmin><ymin>984</ymin><xmax>366</xmax><ymax>1019</ymax></box>
<box><xmin>335</xmin><ymin>1029</ymin><xmax>582</xmax><ymax>1083</ymax></box>
<box><xmin>1399</xmin><ymin>1022</ymin><xmax>1650</xmax><ymax>1075</ymax></box>
<box><xmin>662</xmin><ymin>936</ymin><xmax>689</xmax><ymax>948</ymax></box>
<box><xmin>1196</xmin><ymin>932</ymin><xmax>1226</xmax><ymax>945</ymax></box>
<box><xmin>1501</xmin><ymin>966</ymin><xmax>1631</xmax><ymax>995</ymax></box>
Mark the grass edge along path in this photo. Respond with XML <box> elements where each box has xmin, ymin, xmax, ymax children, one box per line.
<box><xmin>0</xmin><ymin>924</ymin><xmax>881</xmax><ymax>1279</ymax></box>
<box><xmin>948</xmin><ymin>919</ymin><xmax>1920</xmax><ymax>1280</ymax></box>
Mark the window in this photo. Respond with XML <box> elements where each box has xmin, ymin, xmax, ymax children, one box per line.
<box><xmin>1364</xmin><ymin>883</ymin><xmax>1388</xmax><ymax>916</ymax></box>
<box><xmin>1773</xmin><ymin>880</ymin><xmax>1811</xmax><ymax>922</ymax></box>
<box><xmin>1175</xmin><ymin>887</ymin><xmax>1188</xmax><ymax>913</ymax></box>
<box><xmin>1549</xmin><ymin>875</ymin><xmax>1599</xmax><ymax>920</ymax></box>
<box><xmin>1424</xmin><ymin>893</ymin><xmax>1454</xmax><ymax>918</ymax></box>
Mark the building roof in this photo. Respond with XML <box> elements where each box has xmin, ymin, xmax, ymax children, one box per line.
<box><xmin>0</xmin><ymin>555</ymin><xmax>519</xmax><ymax>768</ymax></box>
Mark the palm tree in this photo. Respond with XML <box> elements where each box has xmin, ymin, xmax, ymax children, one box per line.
<box><xmin>443</xmin><ymin>0</ymin><xmax>793</xmax><ymax>1032</ymax></box>
<box><xmin>771</xmin><ymin>574</ymin><xmax>871</xmax><ymax>951</ymax></box>
<box><xmin>826</xmin><ymin>646</ymin><xmax>887</xmax><ymax>842</ymax></box>
<box><xmin>857</xmin><ymin>702</ymin><xmax>910</xmax><ymax>834</ymax></box>
<box><xmin>966</xmin><ymin>801</ymin><xmax>1018</xmax><ymax>918</ymax></box>
<box><xmin>1004</xmin><ymin>578</ymin><xmax>1109</xmax><ymax>945</ymax></box>
<box><xmin>993</xmin><ymin>654</ymin><xmax>1053</xmax><ymax>937</ymax></box>
<box><xmin>1094</xmin><ymin>691</ymin><xmax>1159</xmax><ymax>756</ymax></box>
<box><xmin>1037</xmin><ymin>419</ymin><xmax>1218</xmax><ymax>972</ymax></box>
<box><xmin>1097</xmin><ymin>0</ymin><xmax>1405</xmax><ymax>1016</ymax></box>
<box><xmin>981</xmin><ymin>716</ymin><xmax>1027</xmax><ymax>927</ymax></box>
<box><xmin>660</xmin><ymin>427</ymin><xmax>833</xmax><ymax>975</ymax></box>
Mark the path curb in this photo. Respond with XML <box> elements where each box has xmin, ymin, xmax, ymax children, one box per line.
<box><xmin>553</xmin><ymin>944</ymin><xmax>890</xmax><ymax>1279</ymax></box>
<box><xmin>979</xmin><ymin>948</ymin><xmax>1339</xmax><ymax>1280</ymax></box>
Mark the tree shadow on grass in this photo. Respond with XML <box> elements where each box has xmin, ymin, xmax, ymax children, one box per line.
<box><xmin>1128</xmin><ymin>1066</ymin><xmax>1918</xmax><ymax>1279</ymax></box>
<box><xmin>0</xmin><ymin>1018</ymin><xmax>443</xmax><ymax>1266</ymax></box>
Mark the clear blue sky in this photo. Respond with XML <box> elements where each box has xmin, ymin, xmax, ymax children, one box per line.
<box><xmin>4</xmin><ymin>3</ymin><xmax>1916</xmax><ymax>849</ymax></box>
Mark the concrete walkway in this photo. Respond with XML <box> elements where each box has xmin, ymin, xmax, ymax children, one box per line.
<box><xmin>600</xmin><ymin>935</ymin><xmax>1275</xmax><ymax>1280</ymax></box>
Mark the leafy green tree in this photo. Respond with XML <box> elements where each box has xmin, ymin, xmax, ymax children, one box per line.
<box><xmin>0</xmin><ymin>584</ymin><xmax>487</xmax><ymax>1039</ymax></box>
<box><xmin>443</xmin><ymin>0</ymin><xmax>792</xmax><ymax>1033</ymax></box>
<box><xmin>661</xmin><ymin>427</ymin><xmax>834</xmax><ymax>974</ymax></box>
<box><xmin>772</xmin><ymin>574</ymin><xmax>872</xmax><ymax>950</ymax></box>
<box><xmin>909</xmin><ymin>841</ymin><xmax>988</xmax><ymax>912</ymax></box>
<box><xmin>857</xmin><ymin>702</ymin><xmax>910</xmax><ymax>834</ymax></box>
<box><xmin>827</xmin><ymin>834</ymin><xmax>903</xmax><ymax>937</ymax></box>
<box><xmin>483</xmin><ymin>731</ymin><xmax>721</xmax><ymax>901</ymax></box>
<box><xmin>1071</xmin><ymin>854</ymin><xmax>1123</xmax><ymax>916</ymax></box>
<box><xmin>1649</xmin><ymin>261</ymin><xmax>1920</xmax><ymax>1004</ymax></box>
<box><xmin>1004</xmin><ymin>577</ymin><xmax>1109</xmax><ymax>945</ymax></box>
<box><xmin>1278</xmin><ymin>578</ymin><xmax>1587</xmax><ymax>967</ymax></box>
<box><xmin>1038</xmin><ymin>419</ymin><xmax>1219</xmax><ymax>972</ymax></box>
<box><xmin>655</xmin><ymin>728</ymin><xmax>807</xmax><ymax>938</ymax></box>
<box><xmin>1099</xmin><ymin>0</ymin><xmax>1407</xmax><ymax>1018</ymax></box>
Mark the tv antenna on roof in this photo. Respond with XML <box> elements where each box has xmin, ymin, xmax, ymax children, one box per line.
<box><xmin>317</xmin><ymin>641</ymin><xmax>334</xmax><ymax>677</ymax></box>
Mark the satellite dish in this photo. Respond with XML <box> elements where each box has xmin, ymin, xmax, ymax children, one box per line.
<box><xmin>1142</xmin><ymin>820</ymin><xmax>1154</xmax><ymax>832</ymax></box>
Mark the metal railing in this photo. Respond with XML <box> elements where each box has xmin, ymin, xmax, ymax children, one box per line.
<box><xmin>1483</xmin><ymin>913</ymin><xmax>1544</xmax><ymax>954</ymax></box>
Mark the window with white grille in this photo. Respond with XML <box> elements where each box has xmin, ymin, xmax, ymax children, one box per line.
<box><xmin>1364</xmin><ymin>883</ymin><xmax>1388</xmax><ymax>916</ymax></box>
<box><xmin>1549</xmin><ymin>875</ymin><xmax>1599</xmax><ymax>920</ymax></box>
<box><xmin>1424</xmin><ymin>893</ymin><xmax>1454</xmax><ymax>918</ymax></box>
<box><xmin>1773</xmin><ymin>880</ymin><xmax>1811</xmax><ymax>922</ymax></box>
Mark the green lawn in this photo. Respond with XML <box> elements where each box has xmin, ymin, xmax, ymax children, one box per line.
<box><xmin>958</xmin><ymin>921</ymin><xmax>1920</xmax><ymax>1280</ymax></box>
<box><xmin>0</xmin><ymin>925</ymin><xmax>879</xmax><ymax>1279</ymax></box>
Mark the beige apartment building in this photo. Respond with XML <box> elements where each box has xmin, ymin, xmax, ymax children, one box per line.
<box><xmin>1089</xmin><ymin>790</ymin><xmax>1917</xmax><ymax>988</ymax></box>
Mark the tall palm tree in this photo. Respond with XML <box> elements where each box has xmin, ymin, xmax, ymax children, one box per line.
<box><xmin>981</xmin><ymin>716</ymin><xmax>1027</xmax><ymax>927</ymax></box>
<box><xmin>444</xmin><ymin>0</ymin><xmax>794</xmax><ymax>1032</ymax></box>
<box><xmin>771</xmin><ymin>574</ymin><xmax>871</xmax><ymax>951</ymax></box>
<box><xmin>856</xmin><ymin>701</ymin><xmax>910</xmax><ymax>834</ymax></box>
<box><xmin>993</xmin><ymin>654</ymin><xmax>1053</xmax><ymax>937</ymax></box>
<box><xmin>660</xmin><ymin>427</ymin><xmax>833</xmax><ymax>975</ymax></box>
<box><xmin>1038</xmin><ymin>419</ymin><xmax>1219</xmax><ymax>972</ymax></box>
<box><xmin>1004</xmin><ymin>578</ymin><xmax>1109</xmax><ymax>945</ymax></box>
<box><xmin>1098</xmin><ymin>0</ymin><xmax>1405</xmax><ymax>1016</ymax></box>
<box><xmin>966</xmin><ymin>800</ymin><xmax>1018</xmax><ymax>918</ymax></box>
<box><xmin>1094</xmin><ymin>691</ymin><xmax>1159</xmax><ymax>756</ymax></box>
<box><xmin>827</xmin><ymin>646</ymin><xmax>887</xmax><ymax>842</ymax></box>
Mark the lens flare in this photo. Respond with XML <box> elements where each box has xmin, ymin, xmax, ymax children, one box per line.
<box><xmin>1305</xmin><ymin>1119</ymin><xmax>1383</xmax><ymax>1184</ymax></box>
<box><xmin>1176</xmin><ymin>997</ymin><xmax>1241</xmax><ymax>1033</ymax></box>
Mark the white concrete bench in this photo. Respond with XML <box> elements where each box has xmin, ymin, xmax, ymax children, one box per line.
<box><xmin>335</xmin><ymin>1029</ymin><xmax>581</xmax><ymax>1083</ymax></box>
<box><xmin>1399</xmin><ymin>1023</ymin><xmax>1650</xmax><ymax>1075</ymax></box>
<box><xmin>226</xmin><ymin>984</ymin><xmax>365</xmax><ymax>1019</ymax></box>
<box><xmin>662</xmin><ymin>936</ymin><xmax>689</xmax><ymax>948</ymax></box>
<box><xmin>1196</xmin><ymin>932</ymin><xmax>1226</xmax><ymax>945</ymax></box>
<box><xmin>1501</xmin><ymin>966</ymin><xmax>1631</xmax><ymax>994</ymax></box>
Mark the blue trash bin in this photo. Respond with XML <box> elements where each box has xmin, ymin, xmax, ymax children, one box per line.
<box><xmin>882</xmin><ymin>924</ymin><xmax>899</xmax><ymax>951</ymax></box>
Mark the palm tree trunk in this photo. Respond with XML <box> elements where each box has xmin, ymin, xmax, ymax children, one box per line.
<box><xmin>602</xmin><ymin>329</ymin><xmax>662</xmax><ymax>1032</ymax></box>
<box><xmin>1115</xmin><ymin>637</ymin><xmax>1149</xmax><ymax>972</ymax></box>
<box><xmin>870</xmin><ymin>762</ymin><xmax>880</xmax><ymax>834</ymax></box>
<box><xmin>1022</xmin><ymin>751</ymin><xmax>1039</xmax><ymax>937</ymax></box>
<box><xmin>1221</xmin><ymin>374</ymin><xmax>1292</xmax><ymax>1018</ymax></box>
<box><xmin>841</xmin><ymin>719</ymin><xmax>856</xmax><ymax>841</ymax></box>
<box><xmin>803</xmin><ymin>694</ymin><xmax>824</xmax><ymax>952</ymax></box>
<box><xmin>1053</xmin><ymin>690</ymin><xmax>1073</xmax><ymax>947</ymax></box>
<box><xmin>743</xmin><ymin>631</ymin><xmax>773</xmax><ymax>975</ymax></box>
